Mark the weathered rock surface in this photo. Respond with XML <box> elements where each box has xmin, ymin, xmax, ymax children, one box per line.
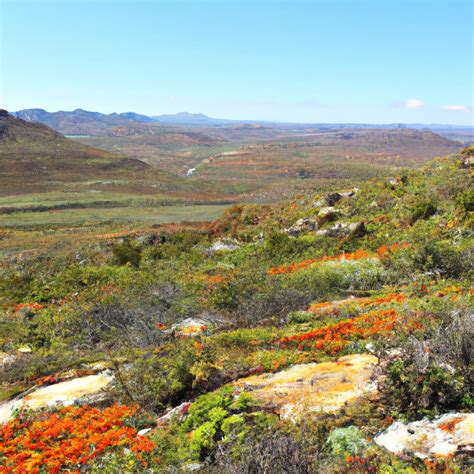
<box><xmin>207</xmin><ymin>238</ymin><xmax>240</xmax><ymax>253</ymax></box>
<box><xmin>284</xmin><ymin>218</ymin><xmax>319</xmax><ymax>236</ymax></box>
<box><xmin>0</xmin><ymin>371</ymin><xmax>113</xmax><ymax>424</ymax></box>
<box><xmin>316</xmin><ymin>221</ymin><xmax>365</xmax><ymax>237</ymax></box>
<box><xmin>375</xmin><ymin>413</ymin><xmax>474</xmax><ymax>459</ymax></box>
<box><xmin>313</xmin><ymin>189</ymin><xmax>358</xmax><ymax>208</ymax></box>
<box><xmin>317</xmin><ymin>206</ymin><xmax>342</xmax><ymax>223</ymax></box>
<box><xmin>170</xmin><ymin>318</ymin><xmax>209</xmax><ymax>337</ymax></box>
<box><xmin>232</xmin><ymin>354</ymin><xmax>378</xmax><ymax>420</ymax></box>
<box><xmin>157</xmin><ymin>401</ymin><xmax>191</xmax><ymax>426</ymax></box>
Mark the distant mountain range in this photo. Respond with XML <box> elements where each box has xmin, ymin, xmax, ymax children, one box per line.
<box><xmin>12</xmin><ymin>108</ymin><xmax>474</xmax><ymax>135</ymax></box>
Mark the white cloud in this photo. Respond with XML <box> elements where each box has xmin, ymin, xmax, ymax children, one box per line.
<box><xmin>402</xmin><ymin>98</ymin><xmax>425</xmax><ymax>109</ymax></box>
<box><xmin>441</xmin><ymin>104</ymin><xmax>472</xmax><ymax>112</ymax></box>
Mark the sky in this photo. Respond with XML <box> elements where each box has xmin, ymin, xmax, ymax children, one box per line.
<box><xmin>0</xmin><ymin>0</ymin><xmax>473</xmax><ymax>125</ymax></box>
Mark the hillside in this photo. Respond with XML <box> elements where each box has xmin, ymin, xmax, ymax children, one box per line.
<box><xmin>0</xmin><ymin>110</ymin><xmax>229</xmax><ymax>201</ymax></box>
<box><xmin>0</xmin><ymin>149</ymin><xmax>472</xmax><ymax>472</ymax></box>
<box><xmin>0</xmin><ymin>110</ymin><xmax>155</xmax><ymax>196</ymax></box>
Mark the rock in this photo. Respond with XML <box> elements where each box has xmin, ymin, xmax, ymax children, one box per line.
<box><xmin>17</xmin><ymin>346</ymin><xmax>32</xmax><ymax>353</ymax></box>
<box><xmin>135</xmin><ymin>233</ymin><xmax>158</xmax><ymax>245</ymax></box>
<box><xmin>317</xmin><ymin>207</ymin><xmax>341</xmax><ymax>224</ymax></box>
<box><xmin>232</xmin><ymin>354</ymin><xmax>378</xmax><ymax>420</ymax></box>
<box><xmin>169</xmin><ymin>318</ymin><xmax>210</xmax><ymax>337</ymax></box>
<box><xmin>324</xmin><ymin>192</ymin><xmax>343</xmax><ymax>206</ymax></box>
<box><xmin>0</xmin><ymin>371</ymin><xmax>114</xmax><ymax>424</ymax></box>
<box><xmin>339</xmin><ymin>188</ymin><xmax>359</xmax><ymax>199</ymax></box>
<box><xmin>208</xmin><ymin>238</ymin><xmax>240</xmax><ymax>254</ymax></box>
<box><xmin>157</xmin><ymin>401</ymin><xmax>191</xmax><ymax>426</ymax></box>
<box><xmin>316</xmin><ymin>221</ymin><xmax>365</xmax><ymax>238</ymax></box>
<box><xmin>314</xmin><ymin>190</ymin><xmax>358</xmax><ymax>209</ymax></box>
<box><xmin>183</xmin><ymin>463</ymin><xmax>204</xmax><ymax>472</ymax></box>
<box><xmin>284</xmin><ymin>218</ymin><xmax>319</xmax><ymax>237</ymax></box>
<box><xmin>137</xmin><ymin>428</ymin><xmax>152</xmax><ymax>436</ymax></box>
<box><xmin>375</xmin><ymin>413</ymin><xmax>474</xmax><ymax>459</ymax></box>
<box><xmin>462</xmin><ymin>156</ymin><xmax>474</xmax><ymax>167</ymax></box>
<box><xmin>0</xmin><ymin>352</ymin><xmax>16</xmax><ymax>368</ymax></box>
<box><xmin>313</xmin><ymin>198</ymin><xmax>326</xmax><ymax>208</ymax></box>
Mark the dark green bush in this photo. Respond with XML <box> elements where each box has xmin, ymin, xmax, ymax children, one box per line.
<box><xmin>412</xmin><ymin>241</ymin><xmax>467</xmax><ymax>278</ymax></box>
<box><xmin>382</xmin><ymin>359</ymin><xmax>467</xmax><ymax>418</ymax></box>
<box><xmin>456</xmin><ymin>188</ymin><xmax>474</xmax><ymax>212</ymax></box>
<box><xmin>409</xmin><ymin>200</ymin><xmax>437</xmax><ymax>225</ymax></box>
<box><xmin>112</xmin><ymin>240</ymin><xmax>142</xmax><ymax>267</ymax></box>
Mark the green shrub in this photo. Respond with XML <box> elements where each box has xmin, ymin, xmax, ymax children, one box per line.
<box><xmin>112</xmin><ymin>240</ymin><xmax>142</xmax><ymax>267</ymax></box>
<box><xmin>408</xmin><ymin>200</ymin><xmax>437</xmax><ymax>225</ymax></box>
<box><xmin>383</xmin><ymin>359</ymin><xmax>467</xmax><ymax>418</ymax></box>
<box><xmin>326</xmin><ymin>426</ymin><xmax>368</xmax><ymax>457</ymax></box>
<box><xmin>456</xmin><ymin>188</ymin><xmax>474</xmax><ymax>212</ymax></box>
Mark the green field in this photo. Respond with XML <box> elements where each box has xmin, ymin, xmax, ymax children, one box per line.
<box><xmin>0</xmin><ymin>203</ymin><xmax>228</xmax><ymax>228</ymax></box>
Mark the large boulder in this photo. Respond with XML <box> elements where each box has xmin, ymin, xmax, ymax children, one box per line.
<box><xmin>375</xmin><ymin>413</ymin><xmax>474</xmax><ymax>459</ymax></box>
<box><xmin>232</xmin><ymin>354</ymin><xmax>378</xmax><ymax>420</ymax></box>
<box><xmin>0</xmin><ymin>371</ymin><xmax>114</xmax><ymax>424</ymax></box>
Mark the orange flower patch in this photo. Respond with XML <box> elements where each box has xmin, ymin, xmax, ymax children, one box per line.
<box><xmin>14</xmin><ymin>303</ymin><xmax>44</xmax><ymax>313</ymax></box>
<box><xmin>267</xmin><ymin>249</ymin><xmax>370</xmax><ymax>275</ymax></box>
<box><xmin>307</xmin><ymin>293</ymin><xmax>405</xmax><ymax>315</ymax></box>
<box><xmin>268</xmin><ymin>244</ymin><xmax>409</xmax><ymax>276</ymax></box>
<box><xmin>274</xmin><ymin>309</ymin><xmax>398</xmax><ymax>354</ymax></box>
<box><xmin>0</xmin><ymin>404</ymin><xmax>155</xmax><ymax>473</ymax></box>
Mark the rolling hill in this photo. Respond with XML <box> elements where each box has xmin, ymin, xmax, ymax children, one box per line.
<box><xmin>0</xmin><ymin>110</ymin><xmax>210</xmax><ymax>198</ymax></box>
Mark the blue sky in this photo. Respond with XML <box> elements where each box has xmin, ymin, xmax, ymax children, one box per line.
<box><xmin>1</xmin><ymin>0</ymin><xmax>472</xmax><ymax>124</ymax></box>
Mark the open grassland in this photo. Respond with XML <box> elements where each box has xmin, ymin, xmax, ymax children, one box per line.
<box><xmin>0</xmin><ymin>201</ymin><xmax>228</xmax><ymax>254</ymax></box>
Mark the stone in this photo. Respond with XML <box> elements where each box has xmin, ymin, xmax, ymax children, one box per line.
<box><xmin>169</xmin><ymin>318</ymin><xmax>209</xmax><ymax>337</ymax></box>
<box><xmin>183</xmin><ymin>463</ymin><xmax>204</xmax><ymax>472</ymax></box>
<box><xmin>0</xmin><ymin>371</ymin><xmax>114</xmax><ymax>424</ymax></box>
<box><xmin>137</xmin><ymin>428</ymin><xmax>152</xmax><ymax>436</ymax></box>
<box><xmin>339</xmin><ymin>188</ymin><xmax>359</xmax><ymax>199</ymax></box>
<box><xmin>208</xmin><ymin>238</ymin><xmax>240</xmax><ymax>253</ymax></box>
<box><xmin>17</xmin><ymin>346</ymin><xmax>32</xmax><ymax>353</ymax></box>
<box><xmin>157</xmin><ymin>401</ymin><xmax>191</xmax><ymax>426</ymax></box>
<box><xmin>375</xmin><ymin>413</ymin><xmax>474</xmax><ymax>459</ymax></box>
<box><xmin>284</xmin><ymin>218</ymin><xmax>319</xmax><ymax>237</ymax></box>
<box><xmin>0</xmin><ymin>352</ymin><xmax>16</xmax><ymax>368</ymax></box>
<box><xmin>324</xmin><ymin>192</ymin><xmax>343</xmax><ymax>206</ymax></box>
<box><xmin>317</xmin><ymin>207</ymin><xmax>341</xmax><ymax>224</ymax></box>
<box><xmin>232</xmin><ymin>354</ymin><xmax>378</xmax><ymax>420</ymax></box>
<box><xmin>316</xmin><ymin>221</ymin><xmax>365</xmax><ymax>238</ymax></box>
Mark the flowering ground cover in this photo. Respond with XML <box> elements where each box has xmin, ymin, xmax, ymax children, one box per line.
<box><xmin>0</xmin><ymin>405</ymin><xmax>155</xmax><ymax>473</ymax></box>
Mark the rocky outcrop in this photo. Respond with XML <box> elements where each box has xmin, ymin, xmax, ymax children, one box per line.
<box><xmin>314</xmin><ymin>189</ymin><xmax>359</xmax><ymax>208</ymax></box>
<box><xmin>207</xmin><ymin>238</ymin><xmax>240</xmax><ymax>254</ymax></box>
<box><xmin>316</xmin><ymin>221</ymin><xmax>365</xmax><ymax>238</ymax></box>
<box><xmin>375</xmin><ymin>413</ymin><xmax>474</xmax><ymax>459</ymax></box>
<box><xmin>0</xmin><ymin>371</ymin><xmax>114</xmax><ymax>424</ymax></box>
<box><xmin>317</xmin><ymin>206</ymin><xmax>342</xmax><ymax>223</ymax></box>
<box><xmin>232</xmin><ymin>354</ymin><xmax>378</xmax><ymax>420</ymax></box>
<box><xmin>169</xmin><ymin>318</ymin><xmax>210</xmax><ymax>337</ymax></box>
<box><xmin>157</xmin><ymin>401</ymin><xmax>191</xmax><ymax>426</ymax></box>
<box><xmin>284</xmin><ymin>218</ymin><xmax>319</xmax><ymax>237</ymax></box>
